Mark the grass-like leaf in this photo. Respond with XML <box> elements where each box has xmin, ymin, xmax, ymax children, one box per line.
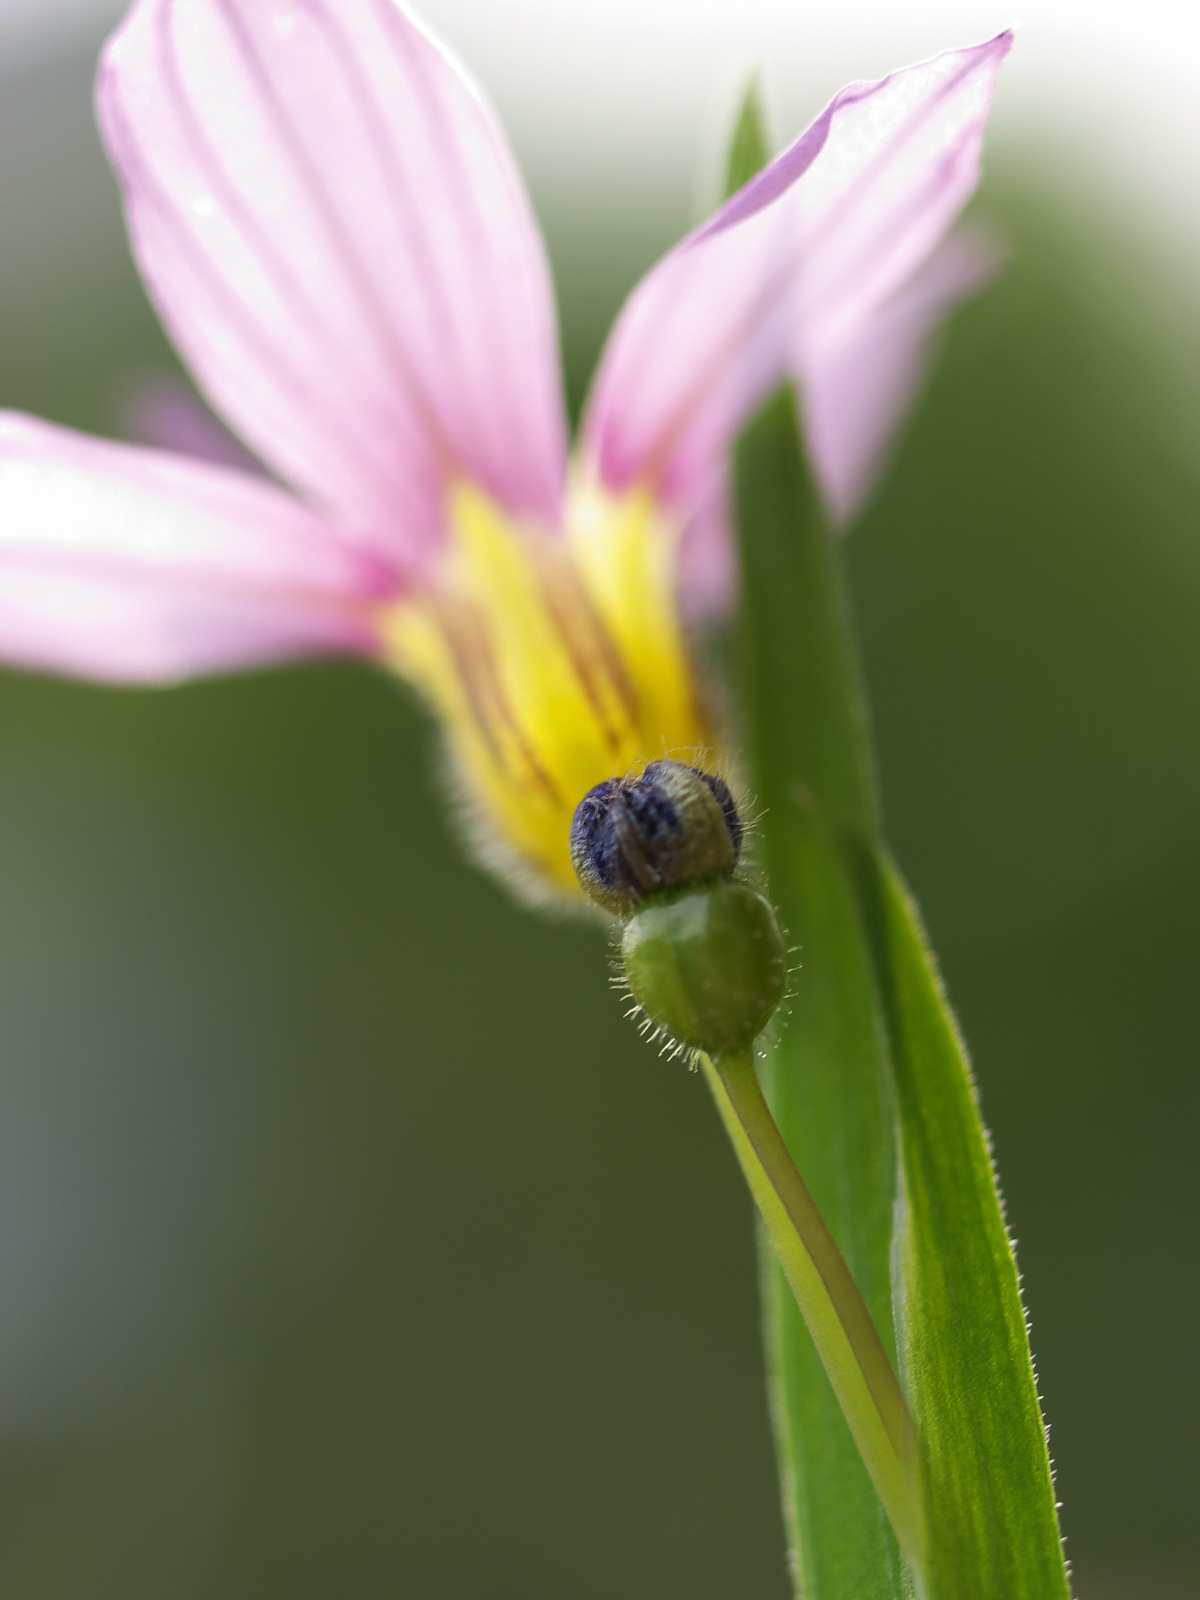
<box><xmin>857</xmin><ymin>850</ymin><xmax>1072</xmax><ymax>1598</ymax></box>
<box><xmin>736</xmin><ymin>385</ymin><xmax>909</xmax><ymax>1597</ymax></box>
<box><xmin>734</xmin><ymin>384</ymin><xmax>1071</xmax><ymax>1598</ymax></box>
<box><xmin>725</xmin><ymin>89</ymin><xmax>907</xmax><ymax>1598</ymax></box>
<box><xmin>723</xmin><ymin>78</ymin><xmax>772</xmax><ymax>198</ymax></box>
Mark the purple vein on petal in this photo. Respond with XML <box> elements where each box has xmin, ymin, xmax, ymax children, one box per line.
<box><xmin>98</xmin><ymin>78</ymin><xmax>381</xmax><ymax>501</ymax></box>
<box><xmin>151</xmin><ymin>3</ymin><xmax>414</xmax><ymax>512</ymax></box>
<box><xmin>98</xmin><ymin>5</ymin><xmax>436</xmax><ymax>560</ymax></box>
<box><xmin>782</xmin><ymin>39</ymin><xmax>1010</xmax><ymax>324</ymax></box>
<box><xmin>583</xmin><ymin>33</ymin><xmax>1010</xmax><ymax>509</ymax></box>
<box><xmin>312</xmin><ymin>0</ymin><xmax>481</xmax><ymax>442</ymax></box>
<box><xmin>673</xmin><ymin>51</ymin><xmax>996</xmax><ymax>476</ymax></box>
<box><xmin>100</xmin><ymin>0</ymin><xmax>568</xmax><ymax>553</ymax></box>
<box><xmin>380</xmin><ymin>7</ymin><xmax>518</xmax><ymax>503</ymax></box>
<box><xmin>209</xmin><ymin>0</ymin><xmax>460</xmax><ymax>477</ymax></box>
<box><xmin>372</xmin><ymin>0</ymin><xmax>566</xmax><ymax>520</ymax></box>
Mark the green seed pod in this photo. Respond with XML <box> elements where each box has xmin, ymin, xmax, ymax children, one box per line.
<box><xmin>621</xmin><ymin>878</ymin><xmax>788</xmax><ymax>1055</ymax></box>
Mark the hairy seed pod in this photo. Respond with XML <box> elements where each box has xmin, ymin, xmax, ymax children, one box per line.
<box><xmin>621</xmin><ymin>880</ymin><xmax>788</xmax><ymax>1055</ymax></box>
<box><xmin>570</xmin><ymin>762</ymin><xmax>785</xmax><ymax>1053</ymax></box>
<box><xmin>569</xmin><ymin>759</ymin><xmax>742</xmax><ymax>916</ymax></box>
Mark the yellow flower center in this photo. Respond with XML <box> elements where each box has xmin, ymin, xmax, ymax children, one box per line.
<box><xmin>378</xmin><ymin>476</ymin><xmax>711</xmax><ymax>901</ymax></box>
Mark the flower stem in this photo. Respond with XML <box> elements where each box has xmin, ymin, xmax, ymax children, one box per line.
<box><xmin>699</xmin><ymin>1046</ymin><xmax>924</xmax><ymax>1575</ymax></box>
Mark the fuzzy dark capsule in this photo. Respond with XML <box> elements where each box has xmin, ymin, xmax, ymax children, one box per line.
<box><xmin>570</xmin><ymin>760</ymin><xmax>787</xmax><ymax>1055</ymax></box>
<box><xmin>570</xmin><ymin>759</ymin><xmax>743</xmax><ymax>915</ymax></box>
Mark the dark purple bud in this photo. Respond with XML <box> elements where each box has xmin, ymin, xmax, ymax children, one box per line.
<box><xmin>570</xmin><ymin>759</ymin><xmax>743</xmax><ymax>916</ymax></box>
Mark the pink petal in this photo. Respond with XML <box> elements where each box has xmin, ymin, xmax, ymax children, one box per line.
<box><xmin>97</xmin><ymin>0</ymin><xmax>567</xmax><ymax>572</ymax></box>
<box><xmin>676</xmin><ymin>466</ymin><xmax>737</xmax><ymax>621</ymax></box>
<box><xmin>0</xmin><ymin>413</ymin><xmax>385</xmax><ymax>684</ymax></box>
<box><xmin>582</xmin><ymin>33</ymin><xmax>1012</xmax><ymax>529</ymax></box>
<box><xmin>121</xmin><ymin>372</ymin><xmax>269</xmax><ymax>476</ymax></box>
<box><xmin>803</xmin><ymin>226</ymin><xmax>1001</xmax><ymax>523</ymax></box>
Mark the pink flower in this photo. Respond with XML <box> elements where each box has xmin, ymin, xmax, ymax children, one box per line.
<box><xmin>0</xmin><ymin>1</ymin><xmax>1009</xmax><ymax>895</ymax></box>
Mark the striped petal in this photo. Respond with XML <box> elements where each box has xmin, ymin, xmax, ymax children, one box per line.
<box><xmin>0</xmin><ymin>413</ymin><xmax>384</xmax><ymax>684</ymax></box>
<box><xmin>582</xmin><ymin>33</ymin><xmax>1011</xmax><ymax>526</ymax></box>
<box><xmin>802</xmin><ymin>226</ymin><xmax>1000</xmax><ymax>523</ymax></box>
<box><xmin>97</xmin><ymin>0</ymin><xmax>567</xmax><ymax>572</ymax></box>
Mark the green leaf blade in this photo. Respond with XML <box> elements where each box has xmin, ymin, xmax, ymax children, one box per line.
<box><xmin>737</xmin><ymin>390</ymin><xmax>908</xmax><ymax>1598</ymax></box>
<box><xmin>757</xmin><ymin>809</ymin><xmax>910</xmax><ymax>1600</ymax></box>
<box><xmin>733</xmin><ymin>383</ymin><xmax>1071</xmax><ymax>1598</ymax></box>
<box><xmin>727</xmin><ymin>98</ymin><xmax>906</xmax><ymax>1595</ymax></box>
<box><xmin>868</xmin><ymin>857</ymin><xmax>1071</xmax><ymax>1600</ymax></box>
<box><xmin>724</xmin><ymin>80</ymin><xmax>772</xmax><ymax>199</ymax></box>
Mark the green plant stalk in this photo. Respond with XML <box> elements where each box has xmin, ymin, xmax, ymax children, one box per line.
<box><xmin>726</xmin><ymin>99</ymin><xmax>909</xmax><ymax>1599</ymax></box>
<box><xmin>734</xmin><ymin>383</ymin><xmax>1071</xmax><ymax>1599</ymax></box>
<box><xmin>700</xmin><ymin>1045</ymin><xmax>923</xmax><ymax>1572</ymax></box>
<box><xmin>736</xmin><ymin>386</ymin><xmax>907</xmax><ymax>1599</ymax></box>
<box><xmin>724</xmin><ymin>87</ymin><xmax>1068</xmax><ymax>1597</ymax></box>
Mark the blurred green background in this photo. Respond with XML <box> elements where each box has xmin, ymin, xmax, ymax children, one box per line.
<box><xmin>1</xmin><ymin>23</ymin><xmax>1198</xmax><ymax>1600</ymax></box>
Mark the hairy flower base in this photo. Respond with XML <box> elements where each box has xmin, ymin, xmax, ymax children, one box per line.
<box><xmin>380</xmin><ymin>481</ymin><xmax>709</xmax><ymax>897</ymax></box>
